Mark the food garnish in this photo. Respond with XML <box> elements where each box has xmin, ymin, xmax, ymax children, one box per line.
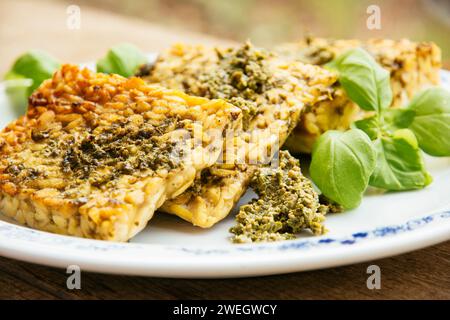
<box><xmin>368</xmin><ymin>128</ymin><xmax>432</xmax><ymax>190</ymax></box>
<box><xmin>230</xmin><ymin>150</ymin><xmax>340</xmax><ymax>243</ymax></box>
<box><xmin>3</xmin><ymin>50</ymin><xmax>60</xmax><ymax>113</ymax></box>
<box><xmin>96</xmin><ymin>43</ymin><xmax>148</xmax><ymax>77</ymax></box>
<box><xmin>326</xmin><ymin>47</ymin><xmax>392</xmax><ymax>113</ymax></box>
<box><xmin>394</xmin><ymin>87</ymin><xmax>450</xmax><ymax>157</ymax></box>
<box><xmin>312</xmin><ymin>48</ymin><xmax>449</xmax><ymax>205</ymax></box>
<box><xmin>278</xmin><ymin>38</ymin><xmax>442</xmax><ymax>154</ymax></box>
<box><xmin>310</xmin><ymin>129</ymin><xmax>376</xmax><ymax>209</ymax></box>
<box><xmin>193</xmin><ymin>42</ymin><xmax>274</xmax><ymax>129</ymax></box>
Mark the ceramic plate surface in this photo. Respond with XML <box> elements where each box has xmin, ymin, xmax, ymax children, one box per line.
<box><xmin>0</xmin><ymin>63</ymin><xmax>449</xmax><ymax>278</ymax></box>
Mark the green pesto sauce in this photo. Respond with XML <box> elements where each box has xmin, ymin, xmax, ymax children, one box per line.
<box><xmin>295</xmin><ymin>46</ymin><xmax>335</xmax><ymax>66</ymax></box>
<box><xmin>230</xmin><ymin>151</ymin><xmax>342</xmax><ymax>243</ymax></box>
<box><xmin>59</xmin><ymin>118</ymin><xmax>182</xmax><ymax>187</ymax></box>
<box><xmin>187</xmin><ymin>168</ymin><xmax>226</xmax><ymax>196</ymax></box>
<box><xmin>194</xmin><ymin>43</ymin><xmax>275</xmax><ymax>129</ymax></box>
<box><xmin>280</xmin><ymin>37</ymin><xmax>335</xmax><ymax>66</ymax></box>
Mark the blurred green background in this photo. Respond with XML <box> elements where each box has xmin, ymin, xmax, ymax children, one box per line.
<box><xmin>60</xmin><ymin>0</ymin><xmax>450</xmax><ymax>61</ymax></box>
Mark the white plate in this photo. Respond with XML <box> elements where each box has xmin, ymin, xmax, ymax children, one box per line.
<box><xmin>0</xmin><ymin>66</ymin><xmax>449</xmax><ymax>279</ymax></box>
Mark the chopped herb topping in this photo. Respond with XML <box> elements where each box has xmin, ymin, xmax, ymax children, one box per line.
<box><xmin>60</xmin><ymin>118</ymin><xmax>183</xmax><ymax>187</ymax></box>
<box><xmin>187</xmin><ymin>169</ymin><xmax>225</xmax><ymax>195</ymax></box>
<box><xmin>192</xmin><ymin>43</ymin><xmax>276</xmax><ymax>129</ymax></box>
<box><xmin>295</xmin><ymin>45</ymin><xmax>335</xmax><ymax>66</ymax></box>
<box><xmin>230</xmin><ymin>151</ymin><xmax>341</xmax><ymax>243</ymax></box>
<box><xmin>279</xmin><ymin>37</ymin><xmax>335</xmax><ymax>66</ymax></box>
<box><xmin>135</xmin><ymin>63</ymin><xmax>155</xmax><ymax>77</ymax></box>
<box><xmin>4</xmin><ymin>163</ymin><xmax>42</xmax><ymax>182</ymax></box>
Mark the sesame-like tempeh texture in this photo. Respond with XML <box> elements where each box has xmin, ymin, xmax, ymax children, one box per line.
<box><xmin>143</xmin><ymin>43</ymin><xmax>337</xmax><ymax>228</ymax></box>
<box><xmin>0</xmin><ymin>65</ymin><xmax>242</xmax><ymax>241</ymax></box>
<box><xmin>276</xmin><ymin>37</ymin><xmax>442</xmax><ymax>153</ymax></box>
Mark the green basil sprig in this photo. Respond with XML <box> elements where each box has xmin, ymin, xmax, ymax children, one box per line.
<box><xmin>97</xmin><ymin>43</ymin><xmax>148</xmax><ymax>77</ymax></box>
<box><xmin>327</xmin><ymin>48</ymin><xmax>392</xmax><ymax>112</ymax></box>
<box><xmin>4</xmin><ymin>50</ymin><xmax>60</xmax><ymax>114</ymax></box>
<box><xmin>369</xmin><ymin>129</ymin><xmax>432</xmax><ymax>190</ymax></box>
<box><xmin>311</xmin><ymin>48</ymin><xmax>448</xmax><ymax>208</ymax></box>
<box><xmin>5</xmin><ymin>50</ymin><xmax>61</xmax><ymax>92</ymax></box>
<box><xmin>310</xmin><ymin>129</ymin><xmax>376</xmax><ymax>209</ymax></box>
<box><xmin>405</xmin><ymin>88</ymin><xmax>450</xmax><ymax>156</ymax></box>
<box><xmin>353</xmin><ymin>115</ymin><xmax>380</xmax><ymax>140</ymax></box>
<box><xmin>358</xmin><ymin>87</ymin><xmax>450</xmax><ymax>157</ymax></box>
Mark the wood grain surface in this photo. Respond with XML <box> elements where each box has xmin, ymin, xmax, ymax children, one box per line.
<box><xmin>0</xmin><ymin>0</ymin><xmax>449</xmax><ymax>300</ymax></box>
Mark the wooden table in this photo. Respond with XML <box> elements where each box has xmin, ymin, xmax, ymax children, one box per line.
<box><xmin>0</xmin><ymin>242</ymin><xmax>448</xmax><ymax>300</ymax></box>
<box><xmin>0</xmin><ymin>0</ymin><xmax>449</xmax><ymax>300</ymax></box>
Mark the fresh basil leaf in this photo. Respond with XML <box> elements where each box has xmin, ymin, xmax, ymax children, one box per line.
<box><xmin>328</xmin><ymin>48</ymin><xmax>392</xmax><ymax>112</ymax></box>
<box><xmin>382</xmin><ymin>108</ymin><xmax>416</xmax><ymax>131</ymax></box>
<box><xmin>407</xmin><ymin>87</ymin><xmax>450</xmax><ymax>156</ymax></box>
<box><xmin>369</xmin><ymin>129</ymin><xmax>432</xmax><ymax>191</ymax></box>
<box><xmin>4</xmin><ymin>50</ymin><xmax>59</xmax><ymax>114</ymax></box>
<box><xmin>353</xmin><ymin>115</ymin><xmax>380</xmax><ymax>140</ymax></box>
<box><xmin>6</xmin><ymin>50</ymin><xmax>60</xmax><ymax>92</ymax></box>
<box><xmin>4</xmin><ymin>71</ymin><xmax>34</xmax><ymax>90</ymax></box>
<box><xmin>97</xmin><ymin>43</ymin><xmax>148</xmax><ymax>77</ymax></box>
<box><xmin>3</xmin><ymin>72</ymin><xmax>33</xmax><ymax>115</ymax></box>
<box><xmin>310</xmin><ymin>129</ymin><xmax>376</xmax><ymax>209</ymax></box>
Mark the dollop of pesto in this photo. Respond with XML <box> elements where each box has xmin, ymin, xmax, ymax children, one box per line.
<box><xmin>230</xmin><ymin>151</ymin><xmax>341</xmax><ymax>243</ymax></box>
<box><xmin>195</xmin><ymin>43</ymin><xmax>275</xmax><ymax>129</ymax></box>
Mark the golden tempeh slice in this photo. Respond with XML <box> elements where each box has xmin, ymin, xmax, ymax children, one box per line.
<box><xmin>276</xmin><ymin>38</ymin><xmax>442</xmax><ymax>153</ymax></box>
<box><xmin>143</xmin><ymin>43</ymin><xmax>337</xmax><ymax>227</ymax></box>
<box><xmin>0</xmin><ymin>65</ymin><xmax>242</xmax><ymax>241</ymax></box>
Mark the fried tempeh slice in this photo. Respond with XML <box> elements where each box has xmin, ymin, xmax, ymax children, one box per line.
<box><xmin>143</xmin><ymin>43</ymin><xmax>337</xmax><ymax>228</ymax></box>
<box><xmin>0</xmin><ymin>65</ymin><xmax>242</xmax><ymax>241</ymax></box>
<box><xmin>276</xmin><ymin>37</ymin><xmax>442</xmax><ymax>153</ymax></box>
